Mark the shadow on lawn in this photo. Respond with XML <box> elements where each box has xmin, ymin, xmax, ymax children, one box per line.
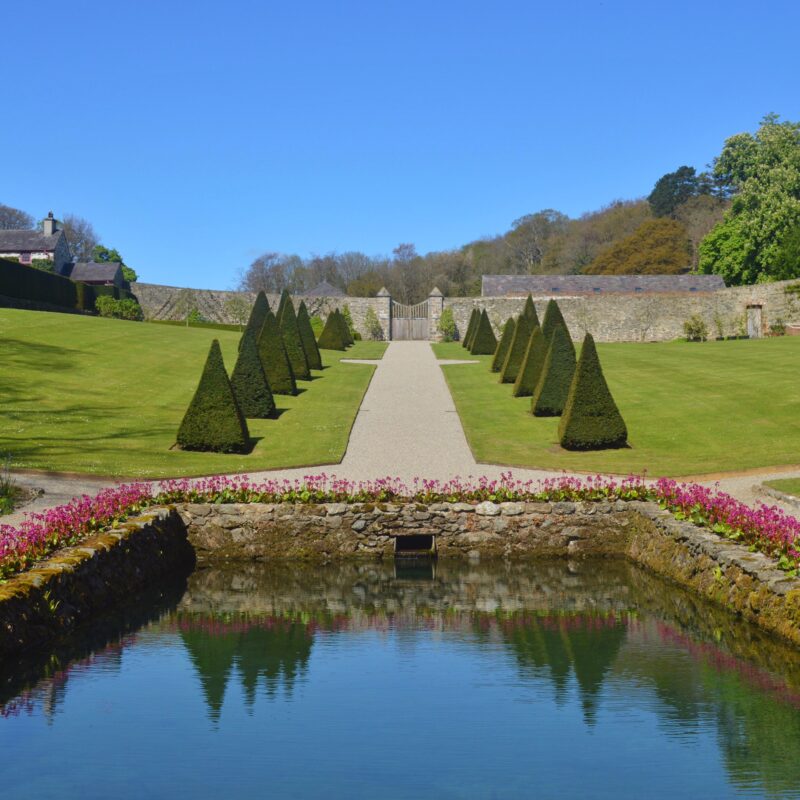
<box><xmin>1</xmin><ymin>338</ymin><xmax>84</xmax><ymax>372</ymax></box>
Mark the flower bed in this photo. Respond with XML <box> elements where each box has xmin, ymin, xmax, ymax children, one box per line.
<box><xmin>1</xmin><ymin>473</ymin><xmax>799</xmax><ymax>581</ymax></box>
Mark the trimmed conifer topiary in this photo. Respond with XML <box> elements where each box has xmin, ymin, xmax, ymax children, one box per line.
<box><xmin>513</xmin><ymin>325</ymin><xmax>548</xmax><ymax>397</ymax></box>
<box><xmin>177</xmin><ymin>339</ymin><xmax>251</xmax><ymax>453</ymax></box>
<box><xmin>230</xmin><ymin>327</ymin><xmax>276</xmax><ymax>418</ymax></box>
<box><xmin>541</xmin><ymin>298</ymin><xmax>568</xmax><ymax>342</ymax></box>
<box><xmin>559</xmin><ymin>333</ymin><xmax>628</xmax><ymax>450</ymax></box>
<box><xmin>462</xmin><ymin>308</ymin><xmax>479</xmax><ymax>348</ymax></box>
<box><xmin>278</xmin><ymin>293</ymin><xmax>311</xmax><ymax>380</ymax></box>
<box><xmin>532</xmin><ymin>323</ymin><xmax>577</xmax><ymax>416</ymax></box>
<box><xmin>500</xmin><ymin>312</ymin><xmax>535</xmax><ymax>383</ymax></box>
<box><xmin>317</xmin><ymin>310</ymin><xmax>347</xmax><ymax>350</ymax></box>
<box><xmin>337</xmin><ymin>308</ymin><xmax>354</xmax><ymax>346</ymax></box>
<box><xmin>276</xmin><ymin>289</ymin><xmax>289</xmax><ymax>323</ymax></box>
<box><xmin>491</xmin><ymin>317</ymin><xmax>515</xmax><ymax>372</ymax></box>
<box><xmin>239</xmin><ymin>291</ymin><xmax>270</xmax><ymax>350</ymax></box>
<box><xmin>297</xmin><ymin>301</ymin><xmax>323</xmax><ymax>369</ymax></box>
<box><xmin>258</xmin><ymin>310</ymin><xmax>297</xmax><ymax>395</ymax></box>
<box><xmin>522</xmin><ymin>294</ymin><xmax>540</xmax><ymax>327</ymax></box>
<box><xmin>470</xmin><ymin>309</ymin><xmax>497</xmax><ymax>355</ymax></box>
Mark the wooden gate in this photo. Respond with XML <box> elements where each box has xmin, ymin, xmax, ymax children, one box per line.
<box><xmin>392</xmin><ymin>300</ymin><xmax>429</xmax><ymax>340</ymax></box>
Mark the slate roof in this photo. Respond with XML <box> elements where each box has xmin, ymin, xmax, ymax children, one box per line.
<box><xmin>66</xmin><ymin>262</ymin><xmax>123</xmax><ymax>283</ymax></box>
<box><xmin>481</xmin><ymin>274</ymin><xmax>725</xmax><ymax>296</ymax></box>
<box><xmin>0</xmin><ymin>229</ymin><xmax>64</xmax><ymax>252</ymax></box>
<box><xmin>305</xmin><ymin>280</ymin><xmax>346</xmax><ymax>297</ymax></box>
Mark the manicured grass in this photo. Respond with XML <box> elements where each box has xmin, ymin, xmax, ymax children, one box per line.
<box><xmin>764</xmin><ymin>479</ymin><xmax>800</xmax><ymax>498</ymax></box>
<box><xmin>0</xmin><ymin>309</ymin><xmax>386</xmax><ymax>478</ymax></box>
<box><xmin>432</xmin><ymin>338</ymin><xmax>800</xmax><ymax>476</ymax></box>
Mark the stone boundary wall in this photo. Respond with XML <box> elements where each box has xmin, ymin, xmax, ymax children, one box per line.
<box><xmin>178</xmin><ymin>499</ymin><xmax>800</xmax><ymax>646</ymax></box>
<box><xmin>132</xmin><ymin>283</ymin><xmax>391</xmax><ymax>341</ymax></box>
<box><xmin>0</xmin><ymin>509</ymin><xmax>194</xmax><ymax>658</ymax></box>
<box><xmin>446</xmin><ymin>280</ymin><xmax>800</xmax><ymax>343</ymax></box>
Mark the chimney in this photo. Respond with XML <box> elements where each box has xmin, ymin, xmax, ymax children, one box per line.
<box><xmin>43</xmin><ymin>211</ymin><xmax>56</xmax><ymax>236</ymax></box>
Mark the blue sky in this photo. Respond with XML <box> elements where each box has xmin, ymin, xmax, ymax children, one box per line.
<box><xmin>4</xmin><ymin>0</ymin><xmax>799</xmax><ymax>289</ymax></box>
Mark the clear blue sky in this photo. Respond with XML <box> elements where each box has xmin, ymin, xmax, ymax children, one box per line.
<box><xmin>4</xmin><ymin>0</ymin><xmax>799</xmax><ymax>289</ymax></box>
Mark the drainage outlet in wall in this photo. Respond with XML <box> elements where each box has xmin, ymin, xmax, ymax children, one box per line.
<box><xmin>394</xmin><ymin>534</ymin><xmax>437</xmax><ymax>558</ymax></box>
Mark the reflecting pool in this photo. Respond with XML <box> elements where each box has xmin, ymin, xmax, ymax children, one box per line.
<box><xmin>2</xmin><ymin>560</ymin><xmax>800</xmax><ymax>799</ymax></box>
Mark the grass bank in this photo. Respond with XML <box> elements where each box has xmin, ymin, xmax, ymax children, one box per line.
<box><xmin>432</xmin><ymin>338</ymin><xmax>800</xmax><ymax>476</ymax></box>
<box><xmin>764</xmin><ymin>479</ymin><xmax>800</xmax><ymax>498</ymax></box>
<box><xmin>0</xmin><ymin>309</ymin><xmax>386</xmax><ymax>478</ymax></box>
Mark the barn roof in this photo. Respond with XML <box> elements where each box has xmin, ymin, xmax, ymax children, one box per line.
<box><xmin>66</xmin><ymin>262</ymin><xmax>123</xmax><ymax>283</ymax></box>
<box><xmin>481</xmin><ymin>274</ymin><xmax>725</xmax><ymax>296</ymax></box>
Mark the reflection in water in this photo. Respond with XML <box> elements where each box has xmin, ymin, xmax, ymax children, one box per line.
<box><xmin>2</xmin><ymin>560</ymin><xmax>799</xmax><ymax>799</ymax></box>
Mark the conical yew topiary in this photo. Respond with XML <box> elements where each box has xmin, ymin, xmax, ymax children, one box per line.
<box><xmin>522</xmin><ymin>294</ymin><xmax>540</xmax><ymax>327</ymax></box>
<box><xmin>532</xmin><ymin>323</ymin><xmax>576</xmax><ymax>417</ymax></box>
<box><xmin>258</xmin><ymin>310</ymin><xmax>297</xmax><ymax>395</ymax></box>
<box><xmin>276</xmin><ymin>289</ymin><xmax>289</xmax><ymax>323</ymax></box>
<box><xmin>337</xmin><ymin>309</ymin><xmax>354</xmax><ymax>346</ymax></box>
<box><xmin>491</xmin><ymin>317</ymin><xmax>516</xmax><ymax>372</ymax></box>
<box><xmin>230</xmin><ymin>327</ymin><xmax>275</xmax><ymax>418</ymax></box>
<box><xmin>462</xmin><ymin>308</ymin><xmax>479</xmax><ymax>348</ymax></box>
<box><xmin>297</xmin><ymin>301</ymin><xmax>323</xmax><ymax>370</ymax></box>
<box><xmin>541</xmin><ymin>299</ymin><xmax>568</xmax><ymax>342</ymax></box>
<box><xmin>500</xmin><ymin>312</ymin><xmax>535</xmax><ymax>383</ymax></box>
<box><xmin>559</xmin><ymin>333</ymin><xmax>627</xmax><ymax>450</ymax></box>
<box><xmin>513</xmin><ymin>325</ymin><xmax>548</xmax><ymax>397</ymax></box>
<box><xmin>177</xmin><ymin>339</ymin><xmax>251</xmax><ymax>453</ymax></box>
<box><xmin>278</xmin><ymin>293</ymin><xmax>311</xmax><ymax>380</ymax></box>
<box><xmin>239</xmin><ymin>291</ymin><xmax>270</xmax><ymax>350</ymax></box>
<box><xmin>317</xmin><ymin>310</ymin><xmax>347</xmax><ymax>350</ymax></box>
<box><xmin>470</xmin><ymin>309</ymin><xmax>497</xmax><ymax>355</ymax></box>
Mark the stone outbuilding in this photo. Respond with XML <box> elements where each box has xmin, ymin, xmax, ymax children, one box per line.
<box><xmin>0</xmin><ymin>212</ymin><xmax>72</xmax><ymax>275</ymax></box>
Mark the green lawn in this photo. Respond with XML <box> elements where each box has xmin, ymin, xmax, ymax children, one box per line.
<box><xmin>432</xmin><ymin>338</ymin><xmax>800</xmax><ymax>477</ymax></box>
<box><xmin>764</xmin><ymin>479</ymin><xmax>800</xmax><ymax>498</ymax></box>
<box><xmin>0</xmin><ymin>309</ymin><xmax>386</xmax><ymax>478</ymax></box>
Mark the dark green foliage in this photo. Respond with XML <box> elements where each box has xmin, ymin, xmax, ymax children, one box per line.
<box><xmin>230</xmin><ymin>328</ymin><xmax>275</xmax><ymax>418</ymax></box>
<box><xmin>522</xmin><ymin>294</ymin><xmax>540</xmax><ymax>327</ymax></box>
<box><xmin>276</xmin><ymin>289</ymin><xmax>289</xmax><ymax>323</ymax></box>
<box><xmin>336</xmin><ymin>309</ymin><xmax>354</xmax><ymax>345</ymax></box>
<box><xmin>462</xmin><ymin>308</ymin><xmax>479</xmax><ymax>348</ymax></box>
<box><xmin>491</xmin><ymin>317</ymin><xmax>516</xmax><ymax>372</ymax></box>
<box><xmin>647</xmin><ymin>165</ymin><xmax>704</xmax><ymax>217</ymax></box>
<box><xmin>559</xmin><ymin>333</ymin><xmax>627</xmax><ymax>450</ymax></box>
<box><xmin>240</xmin><ymin>291</ymin><xmax>270</xmax><ymax>349</ymax></box>
<box><xmin>258</xmin><ymin>311</ymin><xmax>297</xmax><ymax>395</ymax></box>
<box><xmin>470</xmin><ymin>309</ymin><xmax>497</xmax><ymax>355</ymax></box>
<box><xmin>176</xmin><ymin>339</ymin><xmax>251</xmax><ymax>453</ymax></box>
<box><xmin>512</xmin><ymin>326</ymin><xmax>548</xmax><ymax>397</ymax></box>
<box><xmin>278</xmin><ymin>294</ymin><xmax>311</xmax><ymax>380</ymax></box>
<box><xmin>317</xmin><ymin>311</ymin><xmax>347</xmax><ymax>350</ymax></box>
<box><xmin>500</xmin><ymin>313</ymin><xmax>535</xmax><ymax>383</ymax></box>
<box><xmin>541</xmin><ymin>299</ymin><xmax>568</xmax><ymax>342</ymax></box>
<box><xmin>297</xmin><ymin>301</ymin><xmax>323</xmax><ymax>369</ymax></box>
<box><xmin>466</xmin><ymin>308</ymin><xmax>482</xmax><ymax>350</ymax></box>
<box><xmin>532</xmin><ymin>323</ymin><xmax>577</xmax><ymax>416</ymax></box>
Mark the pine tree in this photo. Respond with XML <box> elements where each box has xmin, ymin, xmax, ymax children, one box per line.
<box><xmin>513</xmin><ymin>325</ymin><xmax>548</xmax><ymax>397</ymax></box>
<box><xmin>462</xmin><ymin>308</ymin><xmax>479</xmax><ymax>348</ymax></box>
<box><xmin>278</xmin><ymin>293</ymin><xmax>311</xmax><ymax>380</ymax></box>
<box><xmin>230</xmin><ymin>327</ymin><xmax>275</xmax><ymax>418</ymax></box>
<box><xmin>541</xmin><ymin>299</ymin><xmax>568</xmax><ymax>342</ymax></box>
<box><xmin>532</xmin><ymin>323</ymin><xmax>576</xmax><ymax>417</ymax></box>
<box><xmin>522</xmin><ymin>294</ymin><xmax>540</xmax><ymax>327</ymax></box>
<box><xmin>491</xmin><ymin>317</ymin><xmax>516</xmax><ymax>372</ymax></box>
<box><xmin>500</xmin><ymin>313</ymin><xmax>535</xmax><ymax>383</ymax></box>
<box><xmin>559</xmin><ymin>333</ymin><xmax>628</xmax><ymax>450</ymax></box>
<box><xmin>470</xmin><ymin>309</ymin><xmax>497</xmax><ymax>355</ymax></box>
<box><xmin>258</xmin><ymin>310</ymin><xmax>297</xmax><ymax>395</ymax></box>
<box><xmin>297</xmin><ymin>301</ymin><xmax>323</xmax><ymax>369</ymax></box>
<box><xmin>317</xmin><ymin>311</ymin><xmax>347</xmax><ymax>350</ymax></box>
<box><xmin>238</xmin><ymin>291</ymin><xmax>270</xmax><ymax>350</ymax></box>
<box><xmin>177</xmin><ymin>339</ymin><xmax>251</xmax><ymax>453</ymax></box>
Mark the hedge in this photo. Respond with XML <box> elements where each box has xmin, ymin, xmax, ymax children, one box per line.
<box><xmin>258</xmin><ymin>310</ymin><xmax>297</xmax><ymax>395</ymax></box>
<box><xmin>541</xmin><ymin>298</ymin><xmax>568</xmax><ymax>342</ymax></box>
<box><xmin>470</xmin><ymin>309</ymin><xmax>497</xmax><ymax>355</ymax></box>
<box><xmin>336</xmin><ymin>308</ymin><xmax>353</xmax><ymax>346</ymax></box>
<box><xmin>230</xmin><ymin>327</ymin><xmax>275</xmax><ymax>418</ymax></box>
<box><xmin>532</xmin><ymin>323</ymin><xmax>577</xmax><ymax>416</ymax></box>
<box><xmin>462</xmin><ymin>308</ymin><xmax>479</xmax><ymax>348</ymax></box>
<box><xmin>522</xmin><ymin>294</ymin><xmax>539</xmax><ymax>327</ymax></box>
<box><xmin>559</xmin><ymin>333</ymin><xmax>628</xmax><ymax>450</ymax></box>
<box><xmin>297</xmin><ymin>301</ymin><xmax>323</xmax><ymax>369</ymax></box>
<box><xmin>500</xmin><ymin>312</ymin><xmax>535</xmax><ymax>384</ymax></box>
<box><xmin>318</xmin><ymin>310</ymin><xmax>347</xmax><ymax>350</ymax></box>
<box><xmin>176</xmin><ymin>339</ymin><xmax>251</xmax><ymax>453</ymax></box>
<box><xmin>278</xmin><ymin>292</ymin><xmax>311</xmax><ymax>380</ymax></box>
<box><xmin>490</xmin><ymin>317</ymin><xmax>515</xmax><ymax>372</ymax></box>
<box><xmin>240</xmin><ymin>291</ymin><xmax>270</xmax><ymax>348</ymax></box>
<box><xmin>512</xmin><ymin>325</ymin><xmax>548</xmax><ymax>397</ymax></box>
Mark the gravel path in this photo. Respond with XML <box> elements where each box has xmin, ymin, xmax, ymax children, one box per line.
<box><xmin>6</xmin><ymin>341</ymin><xmax>800</xmax><ymax>522</ymax></box>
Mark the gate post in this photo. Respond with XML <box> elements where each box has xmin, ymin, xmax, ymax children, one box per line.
<box><xmin>427</xmin><ymin>287</ymin><xmax>444</xmax><ymax>341</ymax></box>
<box><xmin>376</xmin><ymin>287</ymin><xmax>392</xmax><ymax>341</ymax></box>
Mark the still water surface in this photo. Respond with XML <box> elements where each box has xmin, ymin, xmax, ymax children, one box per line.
<box><xmin>2</xmin><ymin>560</ymin><xmax>800</xmax><ymax>799</ymax></box>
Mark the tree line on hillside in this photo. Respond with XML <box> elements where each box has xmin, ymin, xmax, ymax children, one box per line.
<box><xmin>239</xmin><ymin>114</ymin><xmax>800</xmax><ymax>300</ymax></box>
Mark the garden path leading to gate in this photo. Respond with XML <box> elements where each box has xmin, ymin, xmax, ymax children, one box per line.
<box><xmin>6</xmin><ymin>341</ymin><xmax>800</xmax><ymax>525</ymax></box>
